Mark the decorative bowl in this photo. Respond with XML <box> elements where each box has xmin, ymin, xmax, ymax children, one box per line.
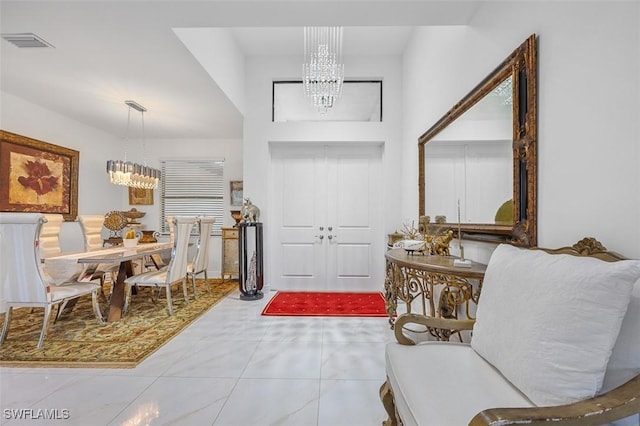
<box><xmin>393</xmin><ymin>239</ymin><xmax>426</xmax><ymax>252</ymax></box>
<box><xmin>122</xmin><ymin>208</ymin><xmax>146</xmax><ymax>224</ymax></box>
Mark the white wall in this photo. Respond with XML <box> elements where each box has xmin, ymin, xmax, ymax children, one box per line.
<box><xmin>174</xmin><ymin>28</ymin><xmax>246</xmax><ymax>116</ymax></box>
<box><xmin>1</xmin><ymin>91</ymin><xmax>243</xmax><ymax>276</ymax></box>
<box><xmin>403</xmin><ymin>2</ymin><xmax>640</xmax><ymax>261</ymax></box>
<box><xmin>243</xmin><ymin>54</ymin><xmax>404</xmax><ymax>288</ymax></box>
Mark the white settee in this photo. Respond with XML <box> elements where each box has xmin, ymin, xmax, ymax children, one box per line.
<box><xmin>381</xmin><ymin>239</ymin><xmax>640</xmax><ymax>426</ymax></box>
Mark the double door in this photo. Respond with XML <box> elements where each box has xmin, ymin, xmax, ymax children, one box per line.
<box><xmin>270</xmin><ymin>144</ymin><xmax>383</xmax><ymax>292</ymax></box>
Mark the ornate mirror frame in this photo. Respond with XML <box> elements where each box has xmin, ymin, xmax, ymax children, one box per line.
<box><xmin>418</xmin><ymin>34</ymin><xmax>537</xmax><ymax>246</ymax></box>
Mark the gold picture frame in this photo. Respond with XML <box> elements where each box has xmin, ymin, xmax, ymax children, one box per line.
<box><xmin>0</xmin><ymin>130</ymin><xmax>79</xmax><ymax>221</ymax></box>
<box><xmin>230</xmin><ymin>180</ymin><xmax>243</xmax><ymax>206</ymax></box>
<box><xmin>128</xmin><ymin>187</ymin><xmax>154</xmax><ymax>205</ymax></box>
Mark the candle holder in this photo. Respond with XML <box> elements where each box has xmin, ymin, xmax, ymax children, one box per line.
<box><xmin>453</xmin><ymin>199</ymin><xmax>472</xmax><ymax>268</ymax></box>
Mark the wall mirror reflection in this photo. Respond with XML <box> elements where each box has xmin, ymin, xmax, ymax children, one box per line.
<box><xmin>419</xmin><ymin>35</ymin><xmax>537</xmax><ymax>246</ymax></box>
<box><xmin>272</xmin><ymin>80</ymin><xmax>382</xmax><ymax>122</ymax></box>
<box><xmin>425</xmin><ymin>76</ymin><xmax>513</xmax><ymax>225</ymax></box>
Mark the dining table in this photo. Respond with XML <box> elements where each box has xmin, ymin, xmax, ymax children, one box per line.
<box><xmin>44</xmin><ymin>242</ymin><xmax>173</xmax><ymax>322</ymax></box>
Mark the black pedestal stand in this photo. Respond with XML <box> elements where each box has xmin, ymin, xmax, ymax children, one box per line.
<box><xmin>238</xmin><ymin>222</ymin><xmax>264</xmax><ymax>301</ymax></box>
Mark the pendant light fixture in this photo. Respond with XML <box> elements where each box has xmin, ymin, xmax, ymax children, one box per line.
<box><xmin>106</xmin><ymin>100</ymin><xmax>160</xmax><ymax>189</ymax></box>
<box><xmin>302</xmin><ymin>26</ymin><xmax>344</xmax><ymax>112</ymax></box>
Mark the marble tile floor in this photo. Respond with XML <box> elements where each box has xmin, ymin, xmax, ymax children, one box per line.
<box><xmin>0</xmin><ymin>289</ymin><xmax>398</xmax><ymax>426</ymax></box>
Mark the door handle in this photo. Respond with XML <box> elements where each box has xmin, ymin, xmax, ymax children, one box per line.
<box><xmin>328</xmin><ymin>234</ymin><xmax>336</xmax><ymax>240</ymax></box>
<box><xmin>319</xmin><ymin>226</ymin><xmax>324</xmax><ymax>231</ymax></box>
<box><xmin>314</xmin><ymin>235</ymin><xmax>324</xmax><ymax>240</ymax></box>
<box><xmin>328</xmin><ymin>226</ymin><xmax>333</xmax><ymax>231</ymax></box>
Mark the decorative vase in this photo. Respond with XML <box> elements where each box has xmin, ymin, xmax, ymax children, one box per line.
<box><xmin>230</xmin><ymin>210</ymin><xmax>242</xmax><ymax>225</ymax></box>
<box><xmin>139</xmin><ymin>230</ymin><xmax>158</xmax><ymax>244</ymax></box>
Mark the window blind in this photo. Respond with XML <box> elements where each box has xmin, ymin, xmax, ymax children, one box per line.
<box><xmin>160</xmin><ymin>159</ymin><xmax>224</xmax><ymax>235</ymax></box>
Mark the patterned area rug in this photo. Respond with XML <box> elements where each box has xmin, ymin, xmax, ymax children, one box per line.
<box><xmin>261</xmin><ymin>291</ymin><xmax>387</xmax><ymax>317</ymax></box>
<box><xmin>0</xmin><ymin>279</ymin><xmax>237</xmax><ymax>368</ymax></box>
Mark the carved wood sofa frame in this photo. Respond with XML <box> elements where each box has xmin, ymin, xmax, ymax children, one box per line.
<box><xmin>380</xmin><ymin>237</ymin><xmax>640</xmax><ymax>425</ymax></box>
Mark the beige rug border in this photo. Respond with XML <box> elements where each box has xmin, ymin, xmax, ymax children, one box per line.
<box><xmin>0</xmin><ymin>282</ymin><xmax>237</xmax><ymax>369</ymax></box>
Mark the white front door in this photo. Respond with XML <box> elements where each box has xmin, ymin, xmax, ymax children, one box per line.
<box><xmin>270</xmin><ymin>143</ymin><xmax>383</xmax><ymax>292</ymax></box>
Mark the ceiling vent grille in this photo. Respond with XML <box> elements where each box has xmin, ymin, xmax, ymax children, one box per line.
<box><xmin>1</xmin><ymin>33</ymin><xmax>54</xmax><ymax>48</ymax></box>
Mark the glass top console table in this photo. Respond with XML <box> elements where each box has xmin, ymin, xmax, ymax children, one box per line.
<box><xmin>384</xmin><ymin>248</ymin><xmax>487</xmax><ymax>340</ymax></box>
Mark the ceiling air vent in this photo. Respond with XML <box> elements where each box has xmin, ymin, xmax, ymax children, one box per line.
<box><xmin>2</xmin><ymin>33</ymin><xmax>54</xmax><ymax>48</ymax></box>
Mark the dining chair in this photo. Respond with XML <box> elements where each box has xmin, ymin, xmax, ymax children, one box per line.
<box><xmin>166</xmin><ymin>215</ymin><xmax>175</xmax><ymax>244</ymax></box>
<box><xmin>38</xmin><ymin>213</ymin><xmax>107</xmax><ymax>318</ymax></box>
<box><xmin>0</xmin><ymin>213</ymin><xmax>105</xmax><ymax>349</ymax></box>
<box><xmin>78</xmin><ymin>214</ymin><xmax>119</xmax><ymax>288</ymax></box>
<box><xmin>123</xmin><ymin>216</ymin><xmax>197</xmax><ymax>316</ymax></box>
<box><xmin>186</xmin><ymin>216</ymin><xmax>216</xmax><ymax>297</ymax></box>
<box><xmin>36</xmin><ymin>214</ymin><xmax>66</xmax><ymax>294</ymax></box>
<box><xmin>39</xmin><ymin>214</ymin><xmax>64</xmax><ymax>258</ymax></box>
<box><xmin>142</xmin><ymin>215</ymin><xmax>173</xmax><ymax>271</ymax></box>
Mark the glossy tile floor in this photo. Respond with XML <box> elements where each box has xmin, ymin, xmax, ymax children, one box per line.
<box><xmin>0</xmin><ymin>289</ymin><xmax>397</xmax><ymax>426</ymax></box>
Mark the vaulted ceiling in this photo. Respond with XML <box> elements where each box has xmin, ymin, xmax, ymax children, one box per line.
<box><xmin>0</xmin><ymin>1</ymin><xmax>482</xmax><ymax>140</ymax></box>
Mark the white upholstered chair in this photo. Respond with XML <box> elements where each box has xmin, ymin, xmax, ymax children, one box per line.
<box><xmin>39</xmin><ymin>214</ymin><xmax>64</xmax><ymax>258</ymax></box>
<box><xmin>38</xmin><ymin>214</ymin><xmax>66</xmax><ymax>288</ymax></box>
<box><xmin>186</xmin><ymin>216</ymin><xmax>215</xmax><ymax>297</ymax></box>
<box><xmin>77</xmin><ymin>214</ymin><xmax>108</xmax><ymax>250</ymax></box>
<box><xmin>124</xmin><ymin>216</ymin><xmax>197</xmax><ymax>316</ymax></box>
<box><xmin>166</xmin><ymin>215</ymin><xmax>175</xmax><ymax>244</ymax></box>
<box><xmin>0</xmin><ymin>213</ymin><xmax>105</xmax><ymax>349</ymax></box>
<box><xmin>78</xmin><ymin>214</ymin><xmax>119</xmax><ymax>287</ymax></box>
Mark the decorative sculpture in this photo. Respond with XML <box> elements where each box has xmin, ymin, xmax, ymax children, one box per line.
<box><xmin>431</xmin><ymin>229</ymin><xmax>454</xmax><ymax>256</ymax></box>
<box><xmin>241</xmin><ymin>198</ymin><xmax>261</xmax><ymax>223</ymax></box>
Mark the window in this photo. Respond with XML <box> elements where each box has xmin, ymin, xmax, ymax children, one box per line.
<box><xmin>272</xmin><ymin>80</ymin><xmax>382</xmax><ymax>122</ymax></box>
<box><xmin>160</xmin><ymin>159</ymin><xmax>224</xmax><ymax>235</ymax></box>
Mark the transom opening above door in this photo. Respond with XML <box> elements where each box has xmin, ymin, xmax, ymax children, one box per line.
<box><xmin>272</xmin><ymin>80</ymin><xmax>382</xmax><ymax>122</ymax></box>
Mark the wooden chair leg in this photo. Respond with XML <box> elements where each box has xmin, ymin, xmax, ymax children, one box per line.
<box><xmin>380</xmin><ymin>380</ymin><xmax>399</xmax><ymax>426</ymax></box>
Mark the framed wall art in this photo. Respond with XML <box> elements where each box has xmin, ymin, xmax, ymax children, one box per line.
<box><xmin>129</xmin><ymin>187</ymin><xmax>154</xmax><ymax>205</ymax></box>
<box><xmin>0</xmin><ymin>130</ymin><xmax>79</xmax><ymax>221</ymax></box>
<box><xmin>230</xmin><ymin>180</ymin><xmax>243</xmax><ymax>206</ymax></box>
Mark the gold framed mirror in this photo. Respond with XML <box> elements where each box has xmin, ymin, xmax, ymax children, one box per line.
<box><xmin>418</xmin><ymin>34</ymin><xmax>537</xmax><ymax>247</ymax></box>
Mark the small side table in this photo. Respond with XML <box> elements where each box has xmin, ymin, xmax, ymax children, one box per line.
<box><xmin>221</xmin><ymin>227</ymin><xmax>239</xmax><ymax>281</ymax></box>
<box><xmin>384</xmin><ymin>248</ymin><xmax>486</xmax><ymax>339</ymax></box>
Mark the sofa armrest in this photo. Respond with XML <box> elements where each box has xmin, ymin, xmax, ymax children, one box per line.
<box><xmin>394</xmin><ymin>313</ymin><xmax>475</xmax><ymax>345</ymax></box>
<box><xmin>469</xmin><ymin>374</ymin><xmax>640</xmax><ymax>426</ymax></box>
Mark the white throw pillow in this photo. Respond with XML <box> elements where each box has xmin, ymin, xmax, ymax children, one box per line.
<box><xmin>471</xmin><ymin>244</ymin><xmax>640</xmax><ymax>406</ymax></box>
<box><xmin>601</xmin><ymin>278</ymin><xmax>640</xmax><ymax>393</ymax></box>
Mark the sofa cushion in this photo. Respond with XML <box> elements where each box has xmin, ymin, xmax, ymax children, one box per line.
<box><xmin>471</xmin><ymin>244</ymin><xmax>640</xmax><ymax>406</ymax></box>
<box><xmin>385</xmin><ymin>342</ymin><xmax>534</xmax><ymax>426</ymax></box>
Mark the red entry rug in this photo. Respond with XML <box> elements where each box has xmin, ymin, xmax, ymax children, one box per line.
<box><xmin>261</xmin><ymin>291</ymin><xmax>387</xmax><ymax>317</ymax></box>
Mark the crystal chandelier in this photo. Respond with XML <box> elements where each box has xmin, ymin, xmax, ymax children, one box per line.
<box><xmin>106</xmin><ymin>100</ymin><xmax>161</xmax><ymax>189</ymax></box>
<box><xmin>302</xmin><ymin>27</ymin><xmax>344</xmax><ymax>112</ymax></box>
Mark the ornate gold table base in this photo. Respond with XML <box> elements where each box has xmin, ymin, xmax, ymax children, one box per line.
<box><xmin>384</xmin><ymin>249</ymin><xmax>487</xmax><ymax>341</ymax></box>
